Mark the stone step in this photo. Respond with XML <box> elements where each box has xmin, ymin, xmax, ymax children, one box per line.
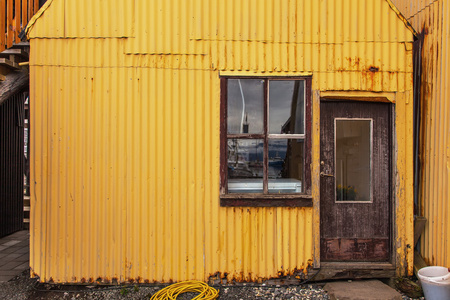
<box><xmin>324</xmin><ymin>280</ymin><xmax>403</xmax><ymax>300</ymax></box>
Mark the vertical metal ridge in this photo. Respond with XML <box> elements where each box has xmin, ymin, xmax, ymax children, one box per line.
<box><xmin>392</xmin><ymin>0</ymin><xmax>450</xmax><ymax>266</ymax></box>
<box><xmin>29</xmin><ymin>0</ymin><xmax>415</xmax><ymax>283</ymax></box>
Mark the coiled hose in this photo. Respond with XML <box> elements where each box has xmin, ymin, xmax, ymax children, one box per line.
<box><xmin>150</xmin><ymin>280</ymin><xmax>219</xmax><ymax>300</ymax></box>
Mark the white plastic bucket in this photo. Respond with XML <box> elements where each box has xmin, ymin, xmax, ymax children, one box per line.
<box><xmin>417</xmin><ymin>266</ymin><xmax>450</xmax><ymax>300</ymax></box>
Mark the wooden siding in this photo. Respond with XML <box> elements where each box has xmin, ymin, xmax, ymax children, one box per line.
<box><xmin>0</xmin><ymin>0</ymin><xmax>39</xmax><ymax>51</ymax></box>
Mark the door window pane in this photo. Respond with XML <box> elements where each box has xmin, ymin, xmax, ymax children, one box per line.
<box><xmin>227</xmin><ymin>79</ymin><xmax>264</xmax><ymax>134</ymax></box>
<box><xmin>335</xmin><ymin>119</ymin><xmax>372</xmax><ymax>202</ymax></box>
<box><xmin>268</xmin><ymin>139</ymin><xmax>303</xmax><ymax>193</ymax></box>
<box><xmin>269</xmin><ymin>80</ymin><xmax>305</xmax><ymax>134</ymax></box>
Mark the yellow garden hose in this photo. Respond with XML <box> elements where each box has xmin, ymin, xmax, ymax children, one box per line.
<box><xmin>150</xmin><ymin>280</ymin><xmax>219</xmax><ymax>300</ymax></box>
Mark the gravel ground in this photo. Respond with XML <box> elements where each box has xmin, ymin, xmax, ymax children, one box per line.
<box><xmin>0</xmin><ymin>270</ymin><xmax>425</xmax><ymax>300</ymax></box>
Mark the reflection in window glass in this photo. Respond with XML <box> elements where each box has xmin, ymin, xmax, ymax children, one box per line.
<box><xmin>335</xmin><ymin>120</ymin><xmax>372</xmax><ymax>202</ymax></box>
<box><xmin>227</xmin><ymin>139</ymin><xmax>263</xmax><ymax>179</ymax></box>
<box><xmin>227</xmin><ymin>139</ymin><xmax>263</xmax><ymax>193</ymax></box>
<box><xmin>269</xmin><ymin>80</ymin><xmax>305</xmax><ymax>134</ymax></box>
<box><xmin>268</xmin><ymin>139</ymin><xmax>303</xmax><ymax>193</ymax></box>
<box><xmin>227</xmin><ymin>79</ymin><xmax>264</xmax><ymax>134</ymax></box>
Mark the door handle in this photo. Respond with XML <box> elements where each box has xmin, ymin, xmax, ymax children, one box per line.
<box><xmin>320</xmin><ymin>172</ymin><xmax>334</xmax><ymax>178</ymax></box>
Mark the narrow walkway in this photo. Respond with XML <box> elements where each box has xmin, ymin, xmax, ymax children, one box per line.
<box><xmin>0</xmin><ymin>230</ymin><xmax>29</xmax><ymax>282</ymax></box>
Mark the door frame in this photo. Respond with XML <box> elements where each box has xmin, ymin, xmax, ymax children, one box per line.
<box><xmin>312</xmin><ymin>91</ymin><xmax>401</xmax><ymax>280</ymax></box>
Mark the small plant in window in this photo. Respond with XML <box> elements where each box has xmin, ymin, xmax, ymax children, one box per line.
<box><xmin>336</xmin><ymin>184</ymin><xmax>358</xmax><ymax>201</ymax></box>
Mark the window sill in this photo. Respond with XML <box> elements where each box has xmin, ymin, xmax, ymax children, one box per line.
<box><xmin>220</xmin><ymin>194</ymin><xmax>313</xmax><ymax>207</ymax></box>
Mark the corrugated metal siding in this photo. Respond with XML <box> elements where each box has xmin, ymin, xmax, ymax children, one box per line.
<box><xmin>29</xmin><ymin>62</ymin><xmax>314</xmax><ymax>282</ymax></box>
<box><xmin>390</xmin><ymin>0</ymin><xmax>437</xmax><ymax>26</ymax></box>
<box><xmin>391</xmin><ymin>0</ymin><xmax>450</xmax><ymax>267</ymax></box>
<box><xmin>28</xmin><ymin>0</ymin><xmax>414</xmax><ymax>283</ymax></box>
<box><xmin>28</xmin><ymin>0</ymin><xmax>134</xmax><ymax>38</ymax></box>
<box><xmin>0</xmin><ymin>93</ymin><xmax>25</xmax><ymax>238</ymax></box>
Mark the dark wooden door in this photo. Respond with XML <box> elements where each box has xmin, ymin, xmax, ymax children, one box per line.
<box><xmin>320</xmin><ymin>101</ymin><xmax>391</xmax><ymax>262</ymax></box>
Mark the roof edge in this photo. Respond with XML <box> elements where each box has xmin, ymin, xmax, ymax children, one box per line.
<box><xmin>25</xmin><ymin>0</ymin><xmax>56</xmax><ymax>39</ymax></box>
<box><xmin>385</xmin><ymin>0</ymin><xmax>418</xmax><ymax>37</ymax></box>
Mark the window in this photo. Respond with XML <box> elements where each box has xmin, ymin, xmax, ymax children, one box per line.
<box><xmin>220</xmin><ymin>77</ymin><xmax>312</xmax><ymax>207</ymax></box>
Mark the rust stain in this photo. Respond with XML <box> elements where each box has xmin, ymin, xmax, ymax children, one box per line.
<box><xmin>49</xmin><ymin>265</ymin><xmax>316</xmax><ymax>285</ymax></box>
<box><xmin>345</xmin><ymin>57</ymin><xmax>361</xmax><ymax>70</ymax></box>
<box><xmin>205</xmin><ymin>265</ymin><xmax>314</xmax><ymax>285</ymax></box>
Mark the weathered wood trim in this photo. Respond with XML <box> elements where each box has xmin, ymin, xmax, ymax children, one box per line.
<box><xmin>0</xmin><ymin>49</ymin><xmax>29</xmax><ymax>59</ymax></box>
<box><xmin>413</xmin><ymin>251</ymin><xmax>427</xmax><ymax>276</ymax></box>
<box><xmin>312</xmin><ymin>90</ymin><xmax>321</xmax><ymax>269</ymax></box>
<box><xmin>320</xmin><ymin>91</ymin><xmax>396</xmax><ymax>103</ymax></box>
<box><xmin>220</xmin><ymin>77</ymin><xmax>227</xmax><ymax>195</ymax></box>
<box><xmin>263</xmin><ymin>79</ymin><xmax>268</xmax><ymax>194</ymax></box>
<box><xmin>304</xmin><ymin>78</ymin><xmax>312</xmax><ymax>195</ymax></box>
<box><xmin>220</xmin><ymin>194</ymin><xmax>313</xmax><ymax>207</ymax></box>
<box><xmin>314</xmin><ymin>262</ymin><xmax>396</xmax><ymax>281</ymax></box>
<box><xmin>0</xmin><ymin>71</ymin><xmax>29</xmax><ymax>105</ymax></box>
<box><xmin>413</xmin><ymin>216</ymin><xmax>426</xmax><ymax>247</ymax></box>
<box><xmin>226</xmin><ymin>134</ymin><xmax>265</xmax><ymax>139</ymax></box>
<box><xmin>0</xmin><ymin>58</ymin><xmax>20</xmax><ymax>70</ymax></box>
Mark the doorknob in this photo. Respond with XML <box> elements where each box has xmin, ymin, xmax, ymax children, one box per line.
<box><xmin>320</xmin><ymin>171</ymin><xmax>334</xmax><ymax>178</ymax></box>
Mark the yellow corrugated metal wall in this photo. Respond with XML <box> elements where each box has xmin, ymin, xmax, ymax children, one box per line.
<box><xmin>28</xmin><ymin>0</ymin><xmax>414</xmax><ymax>283</ymax></box>
<box><xmin>391</xmin><ymin>0</ymin><xmax>450</xmax><ymax>267</ymax></box>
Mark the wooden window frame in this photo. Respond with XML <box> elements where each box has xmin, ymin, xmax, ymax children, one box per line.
<box><xmin>220</xmin><ymin>76</ymin><xmax>313</xmax><ymax>207</ymax></box>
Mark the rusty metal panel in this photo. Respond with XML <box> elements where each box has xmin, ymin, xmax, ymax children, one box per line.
<box><xmin>0</xmin><ymin>93</ymin><xmax>25</xmax><ymax>237</ymax></box>
<box><xmin>27</xmin><ymin>0</ymin><xmax>415</xmax><ymax>283</ymax></box>
<box><xmin>392</xmin><ymin>0</ymin><xmax>450</xmax><ymax>268</ymax></box>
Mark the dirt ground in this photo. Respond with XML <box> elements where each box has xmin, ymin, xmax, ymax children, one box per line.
<box><xmin>0</xmin><ymin>270</ymin><xmax>425</xmax><ymax>300</ymax></box>
<box><xmin>0</xmin><ymin>271</ymin><xmax>329</xmax><ymax>300</ymax></box>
